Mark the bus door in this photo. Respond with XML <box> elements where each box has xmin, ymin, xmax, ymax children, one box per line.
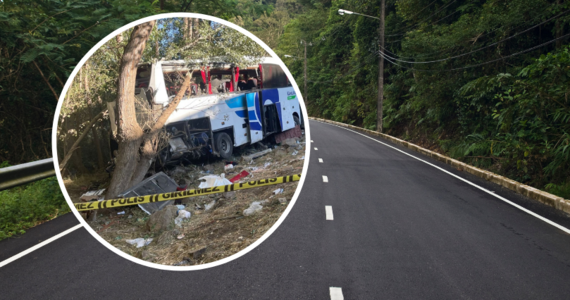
<box><xmin>245</xmin><ymin>92</ymin><xmax>264</xmax><ymax>143</ymax></box>
<box><xmin>259</xmin><ymin>89</ymin><xmax>282</xmax><ymax>136</ymax></box>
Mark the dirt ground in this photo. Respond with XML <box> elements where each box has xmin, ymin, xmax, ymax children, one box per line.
<box><xmin>64</xmin><ymin>135</ymin><xmax>306</xmax><ymax>266</ymax></box>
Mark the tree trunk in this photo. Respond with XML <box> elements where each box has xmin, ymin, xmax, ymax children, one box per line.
<box><xmin>128</xmin><ymin>71</ymin><xmax>194</xmax><ymax>187</ymax></box>
<box><xmin>105</xmin><ymin>21</ymin><xmax>155</xmax><ymax>199</ymax></box>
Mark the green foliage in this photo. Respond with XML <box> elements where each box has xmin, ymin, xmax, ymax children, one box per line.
<box><xmin>266</xmin><ymin>0</ymin><xmax>570</xmax><ymax>198</ymax></box>
<box><xmin>0</xmin><ymin>177</ymin><xmax>69</xmax><ymax>240</ymax></box>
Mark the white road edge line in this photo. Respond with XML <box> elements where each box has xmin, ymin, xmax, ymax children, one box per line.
<box><xmin>326</xmin><ymin>206</ymin><xmax>334</xmax><ymax>220</ymax></box>
<box><xmin>330</xmin><ymin>287</ymin><xmax>344</xmax><ymax>300</ymax></box>
<box><xmin>314</xmin><ymin>147</ymin><xmax>318</xmax><ymax>151</ymax></box>
<box><xmin>323</xmin><ymin>175</ymin><xmax>328</xmax><ymax>183</ymax></box>
<box><xmin>325</xmin><ymin>122</ymin><xmax>570</xmax><ymax>235</ymax></box>
<box><xmin>0</xmin><ymin>224</ymin><xmax>83</xmax><ymax>268</ymax></box>
<box><xmin>319</xmin><ymin>158</ymin><xmax>323</xmax><ymax>163</ymax></box>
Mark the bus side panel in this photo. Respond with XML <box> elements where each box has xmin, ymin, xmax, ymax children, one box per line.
<box><xmin>246</xmin><ymin>92</ymin><xmax>264</xmax><ymax>143</ymax></box>
<box><xmin>223</xmin><ymin>94</ymin><xmax>249</xmax><ymax>146</ymax></box>
<box><xmin>277</xmin><ymin>87</ymin><xmax>299</xmax><ymax>131</ymax></box>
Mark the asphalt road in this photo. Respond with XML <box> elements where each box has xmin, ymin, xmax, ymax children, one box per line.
<box><xmin>2</xmin><ymin>119</ymin><xmax>570</xmax><ymax>299</ymax></box>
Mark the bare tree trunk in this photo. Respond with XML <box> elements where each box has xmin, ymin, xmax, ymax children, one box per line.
<box><xmin>105</xmin><ymin>21</ymin><xmax>155</xmax><ymax>199</ymax></box>
<box><xmin>193</xmin><ymin>18</ymin><xmax>198</xmax><ymax>38</ymax></box>
<box><xmin>184</xmin><ymin>18</ymin><xmax>190</xmax><ymax>40</ymax></box>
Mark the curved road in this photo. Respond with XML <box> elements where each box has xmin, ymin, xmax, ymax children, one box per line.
<box><xmin>2</xmin><ymin>120</ymin><xmax>570</xmax><ymax>299</ymax></box>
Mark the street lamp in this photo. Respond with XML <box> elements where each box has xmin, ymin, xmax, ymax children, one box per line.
<box><xmin>338</xmin><ymin>6</ymin><xmax>385</xmax><ymax>133</ymax></box>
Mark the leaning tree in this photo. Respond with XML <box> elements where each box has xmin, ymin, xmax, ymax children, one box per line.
<box><xmin>104</xmin><ymin>18</ymin><xmax>266</xmax><ymax>199</ymax></box>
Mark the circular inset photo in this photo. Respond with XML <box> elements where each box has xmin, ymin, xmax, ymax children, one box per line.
<box><xmin>52</xmin><ymin>13</ymin><xmax>309</xmax><ymax>270</ymax></box>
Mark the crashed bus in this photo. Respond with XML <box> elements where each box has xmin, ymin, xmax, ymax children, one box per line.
<box><xmin>109</xmin><ymin>57</ymin><xmax>303</xmax><ymax>169</ymax></box>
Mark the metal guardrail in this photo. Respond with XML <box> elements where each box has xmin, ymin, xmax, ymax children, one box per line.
<box><xmin>0</xmin><ymin>158</ymin><xmax>56</xmax><ymax>191</ymax></box>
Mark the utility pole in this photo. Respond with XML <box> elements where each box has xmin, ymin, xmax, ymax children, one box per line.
<box><xmin>338</xmin><ymin>7</ymin><xmax>385</xmax><ymax>132</ymax></box>
<box><xmin>377</xmin><ymin>0</ymin><xmax>385</xmax><ymax>133</ymax></box>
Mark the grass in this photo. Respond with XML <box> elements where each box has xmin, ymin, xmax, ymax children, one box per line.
<box><xmin>0</xmin><ymin>177</ymin><xmax>70</xmax><ymax>240</ymax></box>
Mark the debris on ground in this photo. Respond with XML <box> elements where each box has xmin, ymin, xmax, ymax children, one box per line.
<box><xmin>198</xmin><ymin>174</ymin><xmax>232</xmax><ymax>188</ymax></box>
<box><xmin>74</xmin><ymin>133</ymin><xmax>306</xmax><ymax>266</ymax></box>
<box><xmin>242</xmin><ymin>148</ymin><xmax>272</xmax><ymax>162</ymax></box>
<box><xmin>174</xmin><ymin>209</ymin><xmax>191</xmax><ymax>228</ymax></box>
<box><xmin>204</xmin><ymin>200</ymin><xmax>216</xmax><ymax>211</ymax></box>
<box><xmin>119</xmin><ymin>172</ymin><xmax>178</xmax><ymax>215</ymax></box>
<box><xmin>243</xmin><ymin>201</ymin><xmax>264</xmax><ymax>216</ymax></box>
<box><xmin>126</xmin><ymin>238</ymin><xmax>153</xmax><ymax>248</ymax></box>
<box><xmin>229</xmin><ymin>170</ymin><xmax>249</xmax><ymax>183</ymax></box>
<box><xmin>80</xmin><ymin>189</ymin><xmax>106</xmax><ymax>202</ymax></box>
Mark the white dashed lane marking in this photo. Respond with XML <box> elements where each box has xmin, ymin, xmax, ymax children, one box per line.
<box><xmin>325</xmin><ymin>206</ymin><xmax>334</xmax><ymax>221</ymax></box>
<box><xmin>314</xmin><ymin>147</ymin><xmax>318</xmax><ymax>151</ymax></box>
<box><xmin>322</xmin><ymin>175</ymin><xmax>328</xmax><ymax>182</ymax></box>
<box><xmin>319</xmin><ymin>158</ymin><xmax>323</xmax><ymax>163</ymax></box>
<box><xmin>330</xmin><ymin>287</ymin><xmax>344</xmax><ymax>299</ymax></box>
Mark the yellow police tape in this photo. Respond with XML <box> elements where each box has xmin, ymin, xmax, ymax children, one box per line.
<box><xmin>75</xmin><ymin>173</ymin><xmax>302</xmax><ymax>212</ymax></box>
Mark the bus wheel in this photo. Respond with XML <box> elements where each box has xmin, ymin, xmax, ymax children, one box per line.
<box><xmin>215</xmin><ymin>132</ymin><xmax>233</xmax><ymax>159</ymax></box>
<box><xmin>293</xmin><ymin>114</ymin><xmax>303</xmax><ymax>129</ymax></box>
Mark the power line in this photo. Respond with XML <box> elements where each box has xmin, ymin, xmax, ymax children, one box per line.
<box><xmin>378</xmin><ymin>32</ymin><xmax>570</xmax><ymax>72</ymax></box>
<box><xmin>306</xmin><ymin>51</ymin><xmax>378</xmax><ymax>84</ymax></box>
<box><xmin>386</xmin><ymin>4</ymin><xmax>553</xmax><ymax>59</ymax></box>
<box><xmin>377</xmin><ymin>8</ymin><xmax>570</xmax><ymax>64</ymax></box>
<box><xmin>385</xmin><ymin>0</ymin><xmax>458</xmax><ymax>37</ymax></box>
<box><xmin>384</xmin><ymin>3</ymin><xmax>549</xmax><ymax>58</ymax></box>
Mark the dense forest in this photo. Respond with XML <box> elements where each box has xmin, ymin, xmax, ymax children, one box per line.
<box><xmin>272</xmin><ymin>0</ymin><xmax>570</xmax><ymax>198</ymax></box>
<box><xmin>0</xmin><ymin>0</ymin><xmax>569</xmax><ymax>198</ymax></box>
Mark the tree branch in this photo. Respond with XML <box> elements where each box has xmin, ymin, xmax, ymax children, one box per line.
<box><xmin>151</xmin><ymin>70</ymin><xmax>195</xmax><ymax>132</ymax></box>
<box><xmin>33</xmin><ymin>61</ymin><xmax>59</xmax><ymax>101</ymax></box>
<box><xmin>62</xmin><ymin>21</ymin><xmax>101</xmax><ymax>45</ymax></box>
<box><xmin>59</xmin><ymin>110</ymin><xmax>106</xmax><ymax>171</ymax></box>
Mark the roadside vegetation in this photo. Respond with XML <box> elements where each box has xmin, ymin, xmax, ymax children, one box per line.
<box><xmin>0</xmin><ymin>169</ymin><xmax>70</xmax><ymax>240</ymax></box>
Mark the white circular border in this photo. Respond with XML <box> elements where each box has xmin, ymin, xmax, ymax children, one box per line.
<box><xmin>52</xmin><ymin>12</ymin><xmax>311</xmax><ymax>271</ymax></box>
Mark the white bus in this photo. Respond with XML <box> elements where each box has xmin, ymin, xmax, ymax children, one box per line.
<box><xmin>128</xmin><ymin>57</ymin><xmax>303</xmax><ymax>168</ymax></box>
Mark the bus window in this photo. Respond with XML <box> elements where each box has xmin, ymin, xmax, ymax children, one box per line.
<box><xmin>260</xmin><ymin>64</ymin><xmax>288</xmax><ymax>89</ymax></box>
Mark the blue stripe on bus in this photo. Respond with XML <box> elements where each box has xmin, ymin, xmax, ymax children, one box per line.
<box><xmin>248</xmin><ymin>110</ymin><xmax>258</xmax><ymax>121</ymax></box>
<box><xmin>250</xmin><ymin>121</ymin><xmax>262</xmax><ymax>131</ymax></box>
<box><xmin>235</xmin><ymin>110</ymin><xmax>247</xmax><ymax>118</ymax></box>
<box><xmin>225</xmin><ymin>95</ymin><xmax>244</xmax><ymax>109</ymax></box>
